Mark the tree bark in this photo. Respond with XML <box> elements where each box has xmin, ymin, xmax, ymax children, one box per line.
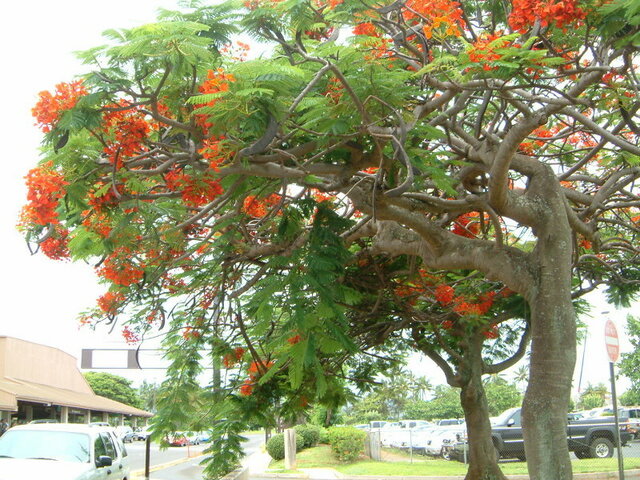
<box><xmin>459</xmin><ymin>336</ymin><xmax>507</xmax><ymax>480</ymax></box>
<box><xmin>521</xmin><ymin>183</ymin><xmax>576</xmax><ymax>480</ymax></box>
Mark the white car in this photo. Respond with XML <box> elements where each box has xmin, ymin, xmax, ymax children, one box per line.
<box><xmin>424</xmin><ymin>426</ymin><xmax>466</xmax><ymax>457</ymax></box>
<box><xmin>0</xmin><ymin>423</ymin><xmax>130</xmax><ymax>480</ymax></box>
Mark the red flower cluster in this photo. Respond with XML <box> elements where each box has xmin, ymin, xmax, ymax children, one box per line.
<box><xmin>324</xmin><ymin>77</ymin><xmax>344</xmax><ymax>104</ymax></box>
<box><xmin>20</xmin><ymin>161</ymin><xmax>68</xmax><ymax>227</ymax></box>
<box><xmin>82</xmin><ymin>210</ymin><xmax>113</xmax><ymax>238</ymax></box>
<box><xmin>452</xmin><ymin>212</ymin><xmax>481</xmax><ymax>238</ymax></box>
<box><xmin>182</xmin><ymin>326</ymin><xmax>202</xmax><ymax>341</ymax></box>
<box><xmin>102</xmin><ymin>102</ymin><xmax>152</xmax><ymax>167</ymax></box>
<box><xmin>482</xmin><ymin>324</ymin><xmax>499</xmax><ymax>339</ymax></box>
<box><xmin>165</xmin><ymin>169</ymin><xmax>224</xmax><ymax>207</ymax></box>
<box><xmin>508</xmin><ymin>0</ymin><xmax>586</xmax><ymax>32</ymax></box>
<box><xmin>468</xmin><ymin>33</ymin><xmax>507</xmax><ymax>71</ymax></box>
<box><xmin>97</xmin><ymin>248</ymin><xmax>145</xmax><ymax>286</ymax></box>
<box><xmin>97</xmin><ymin>291</ymin><xmax>126</xmax><ymax>315</ymax></box>
<box><xmin>220</xmin><ymin>41</ymin><xmax>251</xmax><ymax>62</ymax></box>
<box><xmin>312</xmin><ymin>189</ymin><xmax>335</xmax><ymax>203</ymax></box>
<box><xmin>240</xmin><ymin>359</ymin><xmax>274</xmax><ymax>396</ymax></box>
<box><xmin>242</xmin><ymin>194</ymin><xmax>281</xmax><ymax>218</ymax></box>
<box><xmin>198</xmin><ymin>136</ymin><xmax>228</xmax><ymax>171</ymax></box>
<box><xmin>32</xmin><ymin>80</ymin><xmax>87</xmax><ymax>133</ymax></box>
<box><xmin>223</xmin><ymin>347</ymin><xmax>245</xmax><ymax>368</ymax></box>
<box><xmin>122</xmin><ymin>326</ymin><xmax>140</xmax><ymax>345</ymax></box>
<box><xmin>40</xmin><ymin>227</ymin><xmax>70</xmax><ymax>261</ymax></box>
<box><xmin>434</xmin><ymin>284</ymin><xmax>455</xmax><ymax>305</ymax></box>
<box><xmin>518</xmin><ymin>125</ymin><xmax>558</xmax><ymax>155</ymax></box>
<box><xmin>239</xmin><ymin>379</ymin><xmax>253</xmax><ymax>396</ymax></box>
<box><xmin>196</xmin><ymin>69</ymin><xmax>236</xmax><ymax>134</ymax></box>
<box><xmin>353</xmin><ymin>22</ymin><xmax>379</xmax><ymax>37</ymax></box>
<box><xmin>403</xmin><ymin>0</ymin><xmax>464</xmax><ymax>39</ymax></box>
<box><xmin>435</xmin><ymin>284</ymin><xmax>497</xmax><ymax>318</ymax></box>
<box><xmin>454</xmin><ymin>291</ymin><xmax>496</xmax><ymax>316</ymax></box>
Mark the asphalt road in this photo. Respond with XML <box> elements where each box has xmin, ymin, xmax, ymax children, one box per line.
<box><xmin>126</xmin><ymin>433</ymin><xmax>265</xmax><ymax>480</ymax></box>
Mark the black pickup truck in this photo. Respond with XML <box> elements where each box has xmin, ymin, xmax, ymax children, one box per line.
<box><xmin>446</xmin><ymin>407</ymin><xmax>632</xmax><ymax>461</ymax></box>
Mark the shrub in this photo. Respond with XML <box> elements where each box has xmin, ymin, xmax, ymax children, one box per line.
<box><xmin>266</xmin><ymin>432</ymin><xmax>305</xmax><ymax>460</ymax></box>
<box><xmin>266</xmin><ymin>433</ymin><xmax>286</xmax><ymax>460</ymax></box>
<box><xmin>327</xmin><ymin>426</ymin><xmax>367</xmax><ymax>462</ymax></box>
<box><xmin>295</xmin><ymin>424</ymin><xmax>321</xmax><ymax>448</ymax></box>
<box><xmin>318</xmin><ymin>427</ymin><xmax>330</xmax><ymax>444</ymax></box>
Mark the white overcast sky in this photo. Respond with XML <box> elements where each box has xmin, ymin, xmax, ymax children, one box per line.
<box><xmin>0</xmin><ymin>1</ymin><xmax>636</xmax><ymax>396</ymax></box>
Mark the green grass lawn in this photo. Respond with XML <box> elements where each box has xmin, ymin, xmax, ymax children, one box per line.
<box><xmin>268</xmin><ymin>445</ymin><xmax>640</xmax><ymax>476</ymax></box>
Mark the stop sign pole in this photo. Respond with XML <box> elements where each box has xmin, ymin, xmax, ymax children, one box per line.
<box><xmin>605</xmin><ymin>318</ymin><xmax>624</xmax><ymax>480</ymax></box>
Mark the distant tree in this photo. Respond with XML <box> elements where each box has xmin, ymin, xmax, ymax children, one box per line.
<box><xmin>404</xmin><ymin>399</ymin><xmax>431</xmax><ymax>420</ymax></box>
<box><xmin>428</xmin><ymin>386</ymin><xmax>465</xmax><ymax>420</ymax></box>
<box><xmin>577</xmin><ymin>382</ymin><xmax>608</xmax><ymax>410</ymax></box>
<box><xmin>309</xmin><ymin>404</ymin><xmax>343</xmax><ymax>427</ymax></box>
<box><xmin>579</xmin><ymin>394</ymin><xmax>605</xmax><ymax>410</ymax></box>
<box><xmin>483</xmin><ymin>378</ymin><xmax>522</xmax><ymax>416</ymax></box>
<box><xmin>620</xmin><ymin>389</ymin><xmax>640</xmax><ymax>407</ymax></box>
<box><xmin>344</xmin><ymin>392</ymin><xmax>390</xmax><ymax>424</ymax></box>
<box><xmin>138</xmin><ymin>380</ymin><xmax>160</xmax><ymax>413</ymax></box>
<box><xmin>620</xmin><ymin>315</ymin><xmax>640</xmax><ymax>395</ymax></box>
<box><xmin>411</xmin><ymin>376</ymin><xmax>433</xmax><ymax>401</ymax></box>
<box><xmin>512</xmin><ymin>365</ymin><xmax>529</xmax><ymax>393</ymax></box>
<box><xmin>84</xmin><ymin>372</ymin><xmax>142</xmax><ymax>408</ymax></box>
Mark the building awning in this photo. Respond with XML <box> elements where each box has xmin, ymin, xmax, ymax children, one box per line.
<box><xmin>0</xmin><ymin>376</ymin><xmax>152</xmax><ymax>417</ymax></box>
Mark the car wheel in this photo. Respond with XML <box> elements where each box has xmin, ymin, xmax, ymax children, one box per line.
<box><xmin>589</xmin><ymin>437</ymin><xmax>614</xmax><ymax>458</ymax></box>
<box><xmin>441</xmin><ymin>447</ymin><xmax>451</xmax><ymax>460</ymax></box>
<box><xmin>493</xmin><ymin>444</ymin><xmax>501</xmax><ymax>462</ymax></box>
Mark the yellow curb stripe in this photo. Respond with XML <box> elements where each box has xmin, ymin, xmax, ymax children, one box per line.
<box><xmin>130</xmin><ymin>451</ymin><xmax>205</xmax><ymax>478</ymax></box>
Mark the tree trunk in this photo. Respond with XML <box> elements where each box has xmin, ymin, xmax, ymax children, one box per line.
<box><xmin>459</xmin><ymin>337</ymin><xmax>507</xmax><ymax>480</ymax></box>
<box><xmin>522</xmin><ymin>192</ymin><xmax>576</xmax><ymax>480</ymax></box>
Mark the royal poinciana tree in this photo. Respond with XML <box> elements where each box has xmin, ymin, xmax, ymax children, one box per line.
<box><xmin>19</xmin><ymin>0</ymin><xmax>640</xmax><ymax>479</ymax></box>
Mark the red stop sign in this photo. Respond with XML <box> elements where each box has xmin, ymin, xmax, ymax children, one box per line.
<box><xmin>604</xmin><ymin>319</ymin><xmax>620</xmax><ymax>363</ymax></box>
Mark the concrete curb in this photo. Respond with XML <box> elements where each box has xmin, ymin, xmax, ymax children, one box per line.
<box><xmin>251</xmin><ymin>468</ymin><xmax>640</xmax><ymax>480</ymax></box>
<box><xmin>254</xmin><ymin>473</ymin><xmax>311</xmax><ymax>479</ymax></box>
<box><xmin>130</xmin><ymin>451</ymin><xmax>205</xmax><ymax>479</ymax></box>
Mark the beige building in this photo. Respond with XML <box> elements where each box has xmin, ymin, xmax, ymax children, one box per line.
<box><xmin>0</xmin><ymin>336</ymin><xmax>152</xmax><ymax>426</ymax></box>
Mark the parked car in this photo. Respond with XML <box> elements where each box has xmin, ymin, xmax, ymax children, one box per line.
<box><xmin>619</xmin><ymin>407</ymin><xmax>640</xmax><ymax>439</ymax></box>
<box><xmin>134</xmin><ymin>428</ymin><xmax>153</xmax><ymax>441</ymax></box>
<box><xmin>369</xmin><ymin>420</ymin><xmax>387</xmax><ymax>430</ymax></box>
<box><xmin>0</xmin><ymin>423</ymin><xmax>130</xmax><ymax>480</ymax></box>
<box><xmin>167</xmin><ymin>432</ymin><xmax>191</xmax><ymax>447</ymax></box>
<box><xmin>413</xmin><ymin>425</ymin><xmax>465</xmax><ymax>458</ymax></box>
<box><xmin>194</xmin><ymin>431</ymin><xmax>211</xmax><ymax>443</ymax></box>
<box><xmin>445</xmin><ymin>407</ymin><xmax>632</xmax><ymax>462</ymax></box>
<box><xmin>185</xmin><ymin>431</ymin><xmax>203</xmax><ymax>445</ymax></box>
<box><xmin>114</xmin><ymin>425</ymin><xmax>134</xmax><ymax>443</ymax></box>
<box><xmin>437</xmin><ymin>419</ymin><xmax>464</xmax><ymax>426</ymax></box>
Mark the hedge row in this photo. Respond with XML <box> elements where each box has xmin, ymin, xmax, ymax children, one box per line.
<box><xmin>266</xmin><ymin>425</ymin><xmax>366</xmax><ymax>463</ymax></box>
<box><xmin>266</xmin><ymin>424</ymin><xmax>322</xmax><ymax>460</ymax></box>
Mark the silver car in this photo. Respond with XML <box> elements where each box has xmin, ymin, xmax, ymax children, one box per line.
<box><xmin>0</xmin><ymin>423</ymin><xmax>130</xmax><ymax>480</ymax></box>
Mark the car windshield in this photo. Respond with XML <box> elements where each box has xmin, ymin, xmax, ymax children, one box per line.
<box><xmin>491</xmin><ymin>408</ymin><xmax>519</xmax><ymax>425</ymax></box>
<box><xmin>0</xmin><ymin>430</ymin><xmax>90</xmax><ymax>463</ymax></box>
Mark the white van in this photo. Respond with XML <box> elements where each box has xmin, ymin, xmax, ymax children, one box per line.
<box><xmin>0</xmin><ymin>423</ymin><xmax>130</xmax><ymax>480</ymax></box>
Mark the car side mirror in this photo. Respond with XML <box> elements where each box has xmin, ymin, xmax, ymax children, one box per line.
<box><xmin>96</xmin><ymin>456</ymin><xmax>113</xmax><ymax>467</ymax></box>
<box><xmin>507</xmin><ymin>418</ymin><xmax>515</xmax><ymax>427</ymax></box>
